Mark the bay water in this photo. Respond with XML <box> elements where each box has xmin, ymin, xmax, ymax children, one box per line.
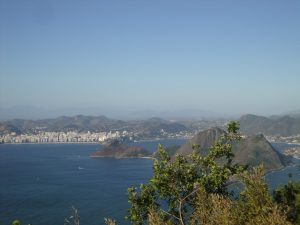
<box><xmin>0</xmin><ymin>140</ymin><xmax>299</xmax><ymax>225</ymax></box>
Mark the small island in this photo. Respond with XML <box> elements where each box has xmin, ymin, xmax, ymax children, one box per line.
<box><xmin>90</xmin><ymin>139</ymin><xmax>152</xmax><ymax>159</ymax></box>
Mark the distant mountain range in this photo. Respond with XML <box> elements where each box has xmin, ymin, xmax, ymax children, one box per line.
<box><xmin>0</xmin><ymin>115</ymin><xmax>187</xmax><ymax>135</ymax></box>
<box><xmin>239</xmin><ymin>114</ymin><xmax>300</xmax><ymax>136</ymax></box>
<box><xmin>0</xmin><ymin>106</ymin><xmax>227</xmax><ymax>121</ymax></box>
<box><xmin>1</xmin><ymin>113</ymin><xmax>300</xmax><ymax>137</ymax></box>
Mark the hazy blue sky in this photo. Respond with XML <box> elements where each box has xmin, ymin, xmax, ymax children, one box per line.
<box><xmin>1</xmin><ymin>0</ymin><xmax>300</xmax><ymax>118</ymax></box>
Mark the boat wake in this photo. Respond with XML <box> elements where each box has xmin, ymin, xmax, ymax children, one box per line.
<box><xmin>78</xmin><ymin>166</ymin><xmax>94</xmax><ymax>170</ymax></box>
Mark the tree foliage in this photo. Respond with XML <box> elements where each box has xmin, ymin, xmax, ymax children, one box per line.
<box><xmin>126</xmin><ymin>121</ymin><xmax>291</xmax><ymax>225</ymax></box>
<box><xmin>233</xmin><ymin>166</ymin><xmax>291</xmax><ymax>225</ymax></box>
<box><xmin>274</xmin><ymin>172</ymin><xmax>300</xmax><ymax>224</ymax></box>
<box><xmin>182</xmin><ymin>166</ymin><xmax>290</xmax><ymax>225</ymax></box>
<box><xmin>127</xmin><ymin>121</ymin><xmax>245</xmax><ymax>225</ymax></box>
<box><xmin>11</xmin><ymin>220</ymin><xmax>21</xmax><ymax>225</ymax></box>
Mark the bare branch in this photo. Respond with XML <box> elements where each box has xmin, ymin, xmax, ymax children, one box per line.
<box><xmin>160</xmin><ymin>208</ymin><xmax>181</xmax><ymax>222</ymax></box>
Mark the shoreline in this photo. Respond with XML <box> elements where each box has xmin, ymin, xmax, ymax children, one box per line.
<box><xmin>132</xmin><ymin>137</ymin><xmax>190</xmax><ymax>143</ymax></box>
<box><xmin>0</xmin><ymin>142</ymin><xmax>101</xmax><ymax>145</ymax></box>
<box><xmin>270</xmin><ymin>141</ymin><xmax>300</xmax><ymax>146</ymax></box>
<box><xmin>0</xmin><ymin>137</ymin><xmax>189</xmax><ymax>145</ymax></box>
<box><xmin>89</xmin><ymin>155</ymin><xmax>154</xmax><ymax>160</ymax></box>
<box><xmin>264</xmin><ymin>163</ymin><xmax>298</xmax><ymax>176</ymax></box>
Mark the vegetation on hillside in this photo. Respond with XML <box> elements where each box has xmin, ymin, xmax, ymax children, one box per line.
<box><xmin>171</xmin><ymin>126</ymin><xmax>289</xmax><ymax>171</ymax></box>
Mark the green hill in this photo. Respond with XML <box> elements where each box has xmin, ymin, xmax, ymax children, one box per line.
<box><xmin>170</xmin><ymin>127</ymin><xmax>289</xmax><ymax>171</ymax></box>
<box><xmin>232</xmin><ymin>134</ymin><xmax>288</xmax><ymax>171</ymax></box>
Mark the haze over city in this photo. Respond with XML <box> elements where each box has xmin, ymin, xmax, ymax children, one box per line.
<box><xmin>1</xmin><ymin>0</ymin><xmax>300</xmax><ymax>120</ymax></box>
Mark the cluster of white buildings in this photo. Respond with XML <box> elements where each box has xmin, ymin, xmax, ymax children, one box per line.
<box><xmin>0</xmin><ymin>130</ymin><xmax>132</xmax><ymax>144</ymax></box>
<box><xmin>283</xmin><ymin>146</ymin><xmax>300</xmax><ymax>159</ymax></box>
<box><xmin>266</xmin><ymin>134</ymin><xmax>300</xmax><ymax>144</ymax></box>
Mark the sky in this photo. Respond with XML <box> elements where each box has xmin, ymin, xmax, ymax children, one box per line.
<box><xmin>0</xmin><ymin>0</ymin><xmax>300</xmax><ymax>119</ymax></box>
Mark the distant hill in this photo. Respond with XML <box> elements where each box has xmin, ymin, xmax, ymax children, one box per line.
<box><xmin>129</xmin><ymin>117</ymin><xmax>187</xmax><ymax>136</ymax></box>
<box><xmin>0</xmin><ymin>115</ymin><xmax>121</xmax><ymax>134</ymax></box>
<box><xmin>0</xmin><ymin>115</ymin><xmax>188</xmax><ymax>135</ymax></box>
<box><xmin>170</xmin><ymin>127</ymin><xmax>289</xmax><ymax>171</ymax></box>
<box><xmin>90</xmin><ymin>140</ymin><xmax>152</xmax><ymax>159</ymax></box>
<box><xmin>286</xmin><ymin>109</ymin><xmax>300</xmax><ymax>118</ymax></box>
<box><xmin>239</xmin><ymin>114</ymin><xmax>300</xmax><ymax>136</ymax></box>
<box><xmin>0</xmin><ymin>123</ymin><xmax>21</xmax><ymax>135</ymax></box>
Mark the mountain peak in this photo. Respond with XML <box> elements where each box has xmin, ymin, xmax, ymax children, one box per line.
<box><xmin>176</xmin><ymin>127</ymin><xmax>226</xmax><ymax>155</ymax></box>
<box><xmin>172</xmin><ymin>127</ymin><xmax>289</xmax><ymax>171</ymax></box>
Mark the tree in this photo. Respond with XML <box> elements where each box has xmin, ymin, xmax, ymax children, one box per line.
<box><xmin>127</xmin><ymin>121</ymin><xmax>245</xmax><ymax>225</ymax></box>
<box><xmin>182</xmin><ymin>166</ymin><xmax>290</xmax><ymax>225</ymax></box>
<box><xmin>274</xmin><ymin>172</ymin><xmax>300</xmax><ymax>224</ymax></box>
<box><xmin>233</xmin><ymin>166</ymin><xmax>291</xmax><ymax>225</ymax></box>
<box><xmin>125</xmin><ymin>121</ymin><xmax>290</xmax><ymax>225</ymax></box>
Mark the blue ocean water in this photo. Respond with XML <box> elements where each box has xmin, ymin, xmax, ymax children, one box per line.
<box><xmin>266</xmin><ymin>143</ymin><xmax>300</xmax><ymax>190</ymax></box>
<box><xmin>0</xmin><ymin>139</ymin><xmax>185</xmax><ymax>225</ymax></box>
<box><xmin>0</xmin><ymin>140</ymin><xmax>299</xmax><ymax>225</ymax></box>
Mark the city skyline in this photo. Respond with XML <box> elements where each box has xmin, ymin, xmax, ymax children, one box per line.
<box><xmin>1</xmin><ymin>0</ymin><xmax>300</xmax><ymax>119</ymax></box>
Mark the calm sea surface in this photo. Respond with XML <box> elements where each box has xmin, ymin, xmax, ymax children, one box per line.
<box><xmin>0</xmin><ymin>140</ymin><xmax>299</xmax><ymax>225</ymax></box>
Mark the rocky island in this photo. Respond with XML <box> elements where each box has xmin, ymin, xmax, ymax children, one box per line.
<box><xmin>90</xmin><ymin>139</ymin><xmax>152</xmax><ymax>159</ymax></box>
